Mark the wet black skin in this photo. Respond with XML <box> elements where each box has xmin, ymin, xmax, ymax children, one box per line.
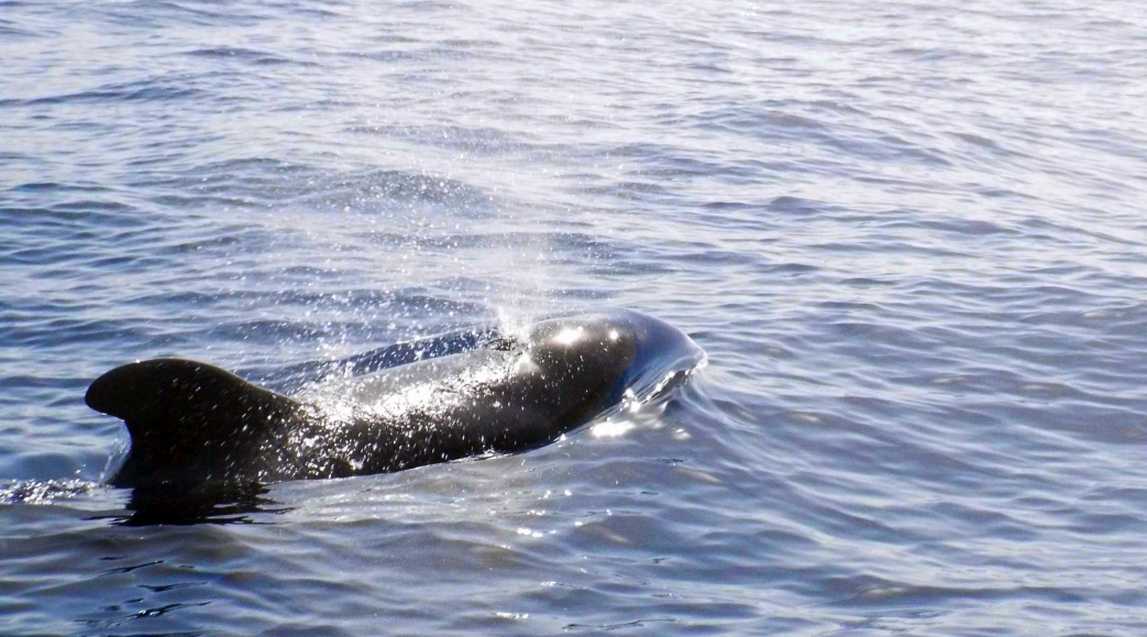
<box><xmin>86</xmin><ymin>313</ymin><xmax>656</xmax><ymax>489</ymax></box>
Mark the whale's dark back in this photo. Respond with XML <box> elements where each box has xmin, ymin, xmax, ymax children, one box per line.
<box><xmin>86</xmin><ymin>311</ymin><xmax>704</xmax><ymax>488</ymax></box>
<box><xmin>86</xmin><ymin>359</ymin><xmax>302</xmax><ymax>487</ymax></box>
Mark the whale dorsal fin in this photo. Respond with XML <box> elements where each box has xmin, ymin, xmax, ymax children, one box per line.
<box><xmin>85</xmin><ymin>359</ymin><xmax>299</xmax><ymax>486</ymax></box>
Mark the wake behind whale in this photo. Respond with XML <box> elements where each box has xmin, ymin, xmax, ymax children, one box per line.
<box><xmin>86</xmin><ymin>310</ymin><xmax>705</xmax><ymax>489</ymax></box>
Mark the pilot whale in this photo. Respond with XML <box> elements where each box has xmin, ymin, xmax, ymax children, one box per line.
<box><xmin>86</xmin><ymin>310</ymin><xmax>704</xmax><ymax>488</ymax></box>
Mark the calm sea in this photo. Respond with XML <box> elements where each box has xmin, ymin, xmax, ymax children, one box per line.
<box><xmin>3</xmin><ymin>0</ymin><xmax>1147</xmax><ymax>634</ymax></box>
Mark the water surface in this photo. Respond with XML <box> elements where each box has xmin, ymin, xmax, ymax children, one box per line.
<box><xmin>3</xmin><ymin>0</ymin><xmax>1147</xmax><ymax>634</ymax></box>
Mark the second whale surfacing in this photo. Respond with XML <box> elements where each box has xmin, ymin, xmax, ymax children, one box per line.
<box><xmin>86</xmin><ymin>310</ymin><xmax>705</xmax><ymax>489</ymax></box>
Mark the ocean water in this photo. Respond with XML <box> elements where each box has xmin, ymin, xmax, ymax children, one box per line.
<box><xmin>3</xmin><ymin>0</ymin><xmax>1147</xmax><ymax>634</ymax></box>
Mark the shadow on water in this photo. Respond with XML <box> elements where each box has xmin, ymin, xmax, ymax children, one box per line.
<box><xmin>99</xmin><ymin>482</ymin><xmax>292</xmax><ymax>527</ymax></box>
<box><xmin>1</xmin><ymin>478</ymin><xmax>290</xmax><ymax>526</ymax></box>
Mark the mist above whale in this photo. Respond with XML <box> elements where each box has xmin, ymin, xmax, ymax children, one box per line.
<box><xmin>85</xmin><ymin>310</ymin><xmax>705</xmax><ymax>488</ymax></box>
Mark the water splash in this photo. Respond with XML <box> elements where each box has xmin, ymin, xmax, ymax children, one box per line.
<box><xmin>0</xmin><ymin>479</ymin><xmax>98</xmax><ymax>505</ymax></box>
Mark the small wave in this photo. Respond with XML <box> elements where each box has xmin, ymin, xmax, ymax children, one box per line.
<box><xmin>182</xmin><ymin>46</ymin><xmax>310</xmax><ymax>67</ymax></box>
<box><xmin>0</xmin><ymin>82</ymin><xmax>203</xmax><ymax>108</ymax></box>
<box><xmin>346</xmin><ymin>124</ymin><xmax>536</xmax><ymax>155</ymax></box>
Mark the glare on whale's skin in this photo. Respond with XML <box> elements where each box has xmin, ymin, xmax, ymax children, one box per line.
<box><xmin>85</xmin><ymin>310</ymin><xmax>705</xmax><ymax>488</ymax></box>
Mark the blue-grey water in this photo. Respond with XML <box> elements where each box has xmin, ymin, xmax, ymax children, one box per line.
<box><xmin>3</xmin><ymin>0</ymin><xmax>1147</xmax><ymax>634</ymax></box>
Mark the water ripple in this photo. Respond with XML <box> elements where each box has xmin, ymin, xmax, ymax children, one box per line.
<box><xmin>3</xmin><ymin>0</ymin><xmax>1147</xmax><ymax>634</ymax></box>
